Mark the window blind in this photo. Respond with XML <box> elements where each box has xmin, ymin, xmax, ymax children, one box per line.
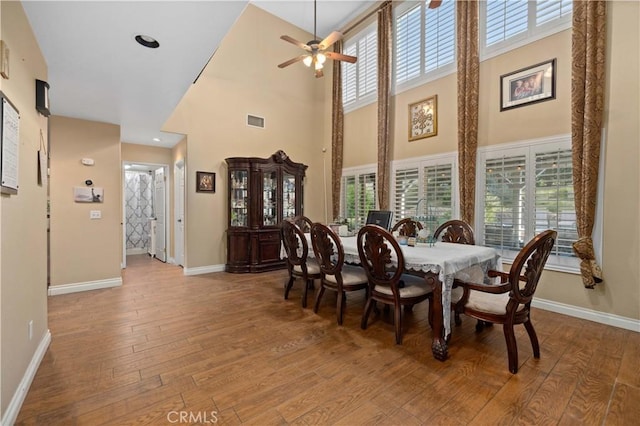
<box><xmin>485</xmin><ymin>0</ymin><xmax>528</xmax><ymax>47</ymax></box>
<box><xmin>536</xmin><ymin>0</ymin><xmax>573</xmax><ymax>26</ymax></box>
<box><xmin>395</xmin><ymin>5</ymin><xmax>421</xmax><ymax>85</ymax></box>
<box><xmin>424</xmin><ymin>0</ymin><xmax>455</xmax><ymax>73</ymax></box>
<box><xmin>483</xmin><ymin>155</ymin><xmax>527</xmax><ymax>252</ymax></box>
<box><xmin>423</xmin><ymin>163</ymin><xmax>453</xmax><ymax>230</ymax></box>
<box><xmin>394</xmin><ymin>167</ymin><xmax>420</xmax><ymax>220</ymax></box>
<box><xmin>534</xmin><ymin>148</ymin><xmax>576</xmax><ymax>257</ymax></box>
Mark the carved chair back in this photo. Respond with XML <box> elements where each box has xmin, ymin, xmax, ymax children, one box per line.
<box><xmin>391</xmin><ymin>218</ymin><xmax>423</xmax><ymax>237</ymax></box>
<box><xmin>433</xmin><ymin>220</ymin><xmax>475</xmax><ymax>245</ymax></box>
<box><xmin>357</xmin><ymin>225</ymin><xmax>404</xmax><ymax>298</ymax></box>
<box><xmin>310</xmin><ymin>223</ymin><xmax>344</xmax><ymax>277</ymax></box>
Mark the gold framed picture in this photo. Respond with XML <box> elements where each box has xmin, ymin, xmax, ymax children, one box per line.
<box><xmin>409</xmin><ymin>95</ymin><xmax>437</xmax><ymax>141</ymax></box>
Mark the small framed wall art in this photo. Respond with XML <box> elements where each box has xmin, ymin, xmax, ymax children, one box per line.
<box><xmin>409</xmin><ymin>95</ymin><xmax>437</xmax><ymax>141</ymax></box>
<box><xmin>196</xmin><ymin>171</ymin><xmax>215</xmax><ymax>193</ymax></box>
<box><xmin>500</xmin><ymin>58</ymin><xmax>556</xmax><ymax>111</ymax></box>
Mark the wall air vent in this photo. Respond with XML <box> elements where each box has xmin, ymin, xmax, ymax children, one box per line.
<box><xmin>247</xmin><ymin>114</ymin><xmax>265</xmax><ymax>129</ymax></box>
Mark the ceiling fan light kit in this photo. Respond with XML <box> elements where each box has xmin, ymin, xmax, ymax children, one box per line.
<box><xmin>278</xmin><ymin>0</ymin><xmax>357</xmax><ymax>78</ymax></box>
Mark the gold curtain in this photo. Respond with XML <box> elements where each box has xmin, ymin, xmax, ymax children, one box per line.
<box><xmin>456</xmin><ymin>0</ymin><xmax>480</xmax><ymax>225</ymax></box>
<box><xmin>571</xmin><ymin>0</ymin><xmax>606</xmax><ymax>288</ymax></box>
<box><xmin>331</xmin><ymin>40</ymin><xmax>344</xmax><ymax>221</ymax></box>
<box><xmin>376</xmin><ymin>1</ymin><xmax>392</xmax><ymax>210</ymax></box>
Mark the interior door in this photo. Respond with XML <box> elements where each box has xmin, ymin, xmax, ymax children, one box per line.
<box><xmin>174</xmin><ymin>162</ymin><xmax>185</xmax><ymax>266</ymax></box>
<box><xmin>154</xmin><ymin>167</ymin><xmax>166</xmax><ymax>262</ymax></box>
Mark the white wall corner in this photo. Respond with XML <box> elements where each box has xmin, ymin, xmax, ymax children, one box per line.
<box><xmin>1</xmin><ymin>330</ymin><xmax>52</xmax><ymax>426</ymax></box>
<box><xmin>183</xmin><ymin>264</ymin><xmax>226</xmax><ymax>276</ymax></box>
<box><xmin>48</xmin><ymin>277</ymin><xmax>123</xmax><ymax>296</ymax></box>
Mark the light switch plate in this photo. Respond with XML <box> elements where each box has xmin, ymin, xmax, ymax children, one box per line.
<box><xmin>90</xmin><ymin>210</ymin><xmax>101</xmax><ymax>219</ymax></box>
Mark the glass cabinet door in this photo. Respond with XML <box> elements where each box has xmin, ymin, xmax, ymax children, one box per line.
<box><xmin>230</xmin><ymin>170</ymin><xmax>248</xmax><ymax>227</ymax></box>
<box><xmin>283</xmin><ymin>172</ymin><xmax>296</xmax><ymax>220</ymax></box>
<box><xmin>263</xmin><ymin>171</ymin><xmax>278</xmax><ymax>226</ymax></box>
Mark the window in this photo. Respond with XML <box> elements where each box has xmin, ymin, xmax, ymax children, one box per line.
<box><xmin>340</xmin><ymin>167</ymin><xmax>377</xmax><ymax>230</ymax></box>
<box><xmin>342</xmin><ymin>24</ymin><xmax>377</xmax><ymax>112</ymax></box>
<box><xmin>394</xmin><ymin>0</ymin><xmax>456</xmax><ymax>92</ymax></box>
<box><xmin>476</xmin><ymin>136</ymin><xmax>580</xmax><ymax>271</ymax></box>
<box><xmin>392</xmin><ymin>154</ymin><xmax>457</xmax><ymax>232</ymax></box>
<box><xmin>481</xmin><ymin>0</ymin><xmax>572</xmax><ymax>59</ymax></box>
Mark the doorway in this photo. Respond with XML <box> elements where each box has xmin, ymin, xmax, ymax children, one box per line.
<box><xmin>122</xmin><ymin>162</ymin><xmax>170</xmax><ymax>268</ymax></box>
<box><xmin>174</xmin><ymin>160</ymin><xmax>185</xmax><ymax>267</ymax></box>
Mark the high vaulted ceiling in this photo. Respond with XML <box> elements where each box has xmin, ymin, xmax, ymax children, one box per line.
<box><xmin>22</xmin><ymin>1</ymin><xmax>374</xmax><ymax>148</ymax></box>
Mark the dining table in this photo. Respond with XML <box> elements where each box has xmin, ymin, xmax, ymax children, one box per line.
<box><xmin>302</xmin><ymin>234</ymin><xmax>501</xmax><ymax>361</ymax></box>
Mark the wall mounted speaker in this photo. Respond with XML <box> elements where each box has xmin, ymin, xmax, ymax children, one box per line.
<box><xmin>35</xmin><ymin>79</ymin><xmax>50</xmax><ymax>116</ymax></box>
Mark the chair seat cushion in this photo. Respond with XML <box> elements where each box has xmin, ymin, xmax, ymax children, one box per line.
<box><xmin>374</xmin><ymin>274</ymin><xmax>432</xmax><ymax>298</ymax></box>
<box><xmin>459</xmin><ymin>289</ymin><xmax>525</xmax><ymax>315</ymax></box>
<box><xmin>293</xmin><ymin>258</ymin><xmax>320</xmax><ymax>275</ymax></box>
<box><xmin>325</xmin><ymin>264</ymin><xmax>368</xmax><ymax>286</ymax></box>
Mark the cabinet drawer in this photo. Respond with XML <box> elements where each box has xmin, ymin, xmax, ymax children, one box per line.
<box><xmin>259</xmin><ymin>232</ymin><xmax>280</xmax><ymax>241</ymax></box>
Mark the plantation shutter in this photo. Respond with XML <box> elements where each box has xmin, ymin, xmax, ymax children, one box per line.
<box><xmin>483</xmin><ymin>155</ymin><xmax>526</xmax><ymax>251</ymax></box>
<box><xmin>394</xmin><ymin>167</ymin><xmax>420</xmax><ymax>221</ymax></box>
<box><xmin>424</xmin><ymin>0</ymin><xmax>456</xmax><ymax>73</ymax></box>
<box><xmin>423</xmin><ymin>163</ymin><xmax>453</xmax><ymax>231</ymax></box>
<box><xmin>534</xmin><ymin>148</ymin><xmax>577</xmax><ymax>257</ymax></box>
<box><xmin>536</xmin><ymin>0</ymin><xmax>573</xmax><ymax>26</ymax></box>
<box><xmin>357</xmin><ymin>172</ymin><xmax>377</xmax><ymax>228</ymax></box>
<box><xmin>395</xmin><ymin>5</ymin><xmax>421</xmax><ymax>85</ymax></box>
<box><xmin>485</xmin><ymin>0</ymin><xmax>528</xmax><ymax>47</ymax></box>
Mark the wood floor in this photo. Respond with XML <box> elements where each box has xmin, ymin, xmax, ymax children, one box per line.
<box><xmin>16</xmin><ymin>255</ymin><xmax>640</xmax><ymax>425</ymax></box>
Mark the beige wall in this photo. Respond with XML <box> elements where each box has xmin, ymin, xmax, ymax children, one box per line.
<box><xmin>121</xmin><ymin>142</ymin><xmax>172</xmax><ymax>166</ymax></box>
<box><xmin>340</xmin><ymin>2</ymin><xmax>639</xmax><ymax>321</ymax></box>
<box><xmin>0</xmin><ymin>0</ymin><xmax>49</xmax><ymax>417</ymax></box>
<box><xmin>164</xmin><ymin>4</ymin><xmax>326</xmax><ymax>268</ymax></box>
<box><xmin>49</xmin><ymin>116</ymin><xmax>122</xmax><ymax>286</ymax></box>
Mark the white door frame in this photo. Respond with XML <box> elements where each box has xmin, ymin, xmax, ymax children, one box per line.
<box><xmin>122</xmin><ymin>161</ymin><xmax>171</xmax><ymax>268</ymax></box>
<box><xmin>174</xmin><ymin>160</ymin><xmax>185</xmax><ymax>267</ymax></box>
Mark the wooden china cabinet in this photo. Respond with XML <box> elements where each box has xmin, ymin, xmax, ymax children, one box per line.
<box><xmin>225</xmin><ymin>150</ymin><xmax>307</xmax><ymax>273</ymax></box>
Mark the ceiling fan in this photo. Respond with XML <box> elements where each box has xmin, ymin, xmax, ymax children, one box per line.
<box><xmin>277</xmin><ymin>0</ymin><xmax>357</xmax><ymax>78</ymax></box>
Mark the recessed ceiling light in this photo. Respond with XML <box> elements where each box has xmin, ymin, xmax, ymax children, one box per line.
<box><xmin>152</xmin><ymin>137</ymin><xmax>161</xmax><ymax>142</ymax></box>
<box><xmin>135</xmin><ymin>34</ymin><xmax>160</xmax><ymax>49</ymax></box>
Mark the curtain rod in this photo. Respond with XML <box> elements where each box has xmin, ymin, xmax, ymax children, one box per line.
<box><xmin>343</xmin><ymin>1</ymin><xmax>391</xmax><ymax>35</ymax></box>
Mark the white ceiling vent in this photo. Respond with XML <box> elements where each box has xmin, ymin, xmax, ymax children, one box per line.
<box><xmin>247</xmin><ymin>114</ymin><xmax>265</xmax><ymax>129</ymax></box>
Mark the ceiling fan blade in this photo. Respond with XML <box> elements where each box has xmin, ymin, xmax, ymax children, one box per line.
<box><xmin>278</xmin><ymin>55</ymin><xmax>308</xmax><ymax>68</ymax></box>
<box><xmin>280</xmin><ymin>35</ymin><xmax>311</xmax><ymax>51</ymax></box>
<box><xmin>318</xmin><ymin>31</ymin><xmax>343</xmax><ymax>50</ymax></box>
<box><xmin>325</xmin><ymin>51</ymin><xmax>358</xmax><ymax>64</ymax></box>
<box><xmin>428</xmin><ymin>0</ymin><xmax>443</xmax><ymax>9</ymax></box>
<box><xmin>315</xmin><ymin>68</ymin><xmax>324</xmax><ymax>78</ymax></box>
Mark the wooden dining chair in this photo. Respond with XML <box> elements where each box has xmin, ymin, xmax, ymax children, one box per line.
<box><xmin>292</xmin><ymin>215</ymin><xmax>313</xmax><ymax>233</ymax></box>
<box><xmin>310</xmin><ymin>223</ymin><xmax>369</xmax><ymax>325</ymax></box>
<box><xmin>356</xmin><ymin>224</ymin><xmax>434</xmax><ymax>344</ymax></box>
<box><xmin>452</xmin><ymin>230</ymin><xmax>557</xmax><ymax>373</ymax></box>
<box><xmin>432</xmin><ymin>219</ymin><xmax>477</xmax><ymax>326</ymax></box>
<box><xmin>391</xmin><ymin>218</ymin><xmax>423</xmax><ymax>237</ymax></box>
<box><xmin>281</xmin><ymin>220</ymin><xmax>321</xmax><ymax>308</ymax></box>
<box><xmin>432</xmin><ymin>219</ymin><xmax>475</xmax><ymax>245</ymax></box>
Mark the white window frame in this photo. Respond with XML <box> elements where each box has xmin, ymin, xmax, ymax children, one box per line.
<box><xmin>393</xmin><ymin>0</ymin><xmax>457</xmax><ymax>95</ymax></box>
<box><xmin>342</xmin><ymin>22</ymin><xmax>378</xmax><ymax>113</ymax></box>
<box><xmin>340</xmin><ymin>164</ymin><xmax>378</xmax><ymax>229</ymax></box>
<box><xmin>480</xmin><ymin>0</ymin><xmax>573</xmax><ymax>61</ymax></box>
<box><xmin>475</xmin><ymin>134</ymin><xmax>603</xmax><ymax>274</ymax></box>
<box><xmin>391</xmin><ymin>152</ymin><xmax>459</xmax><ymax>231</ymax></box>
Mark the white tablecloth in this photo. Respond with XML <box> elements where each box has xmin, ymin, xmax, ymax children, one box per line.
<box><xmin>291</xmin><ymin>235</ymin><xmax>501</xmax><ymax>337</ymax></box>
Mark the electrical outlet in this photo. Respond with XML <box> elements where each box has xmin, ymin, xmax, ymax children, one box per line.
<box><xmin>28</xmin><ymin>320</ymin><xmax>33</xmax><ymax>340</ymax></box>
<box><xmin>90</xmin><ymin>210</ymin><xmax>101</xmax><ymax>219</ymax></box>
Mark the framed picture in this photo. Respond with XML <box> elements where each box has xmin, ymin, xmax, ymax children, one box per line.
<box><xmin>500</xmin><ymin>59</ymin><xmax>556</xmax><ymax>111</ymax></box>
<box><xmin>74</xmin><ymin>187</ymin><xmax>103</xmax><ymax>203</ymax></box>
<box><xmin>196</xmin><ymin>171</ymin><xmax>215</xmax><ymax>193</ymax></box>
<box><xmin>409</xmin><ymin>95</ymin><xmax>437</xmax><ymax>141</ymax></box>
